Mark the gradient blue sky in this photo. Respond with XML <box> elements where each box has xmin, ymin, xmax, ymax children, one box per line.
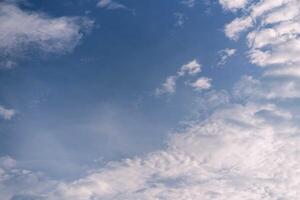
<box><xmin>1</xmin><ymin>0</ymin><xmax>300</xmax><ymax>199</ymax></box>
<box><xmin>0</xmin><ymin>0</ymin><xmax>257</xmax><ymax>179</ymax></box>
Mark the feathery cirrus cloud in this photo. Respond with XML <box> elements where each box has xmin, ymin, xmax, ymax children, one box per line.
<box><xmin>97</xmin><ymin>0</ymin><xmax>127</xmax><ymax>10</ymax></box>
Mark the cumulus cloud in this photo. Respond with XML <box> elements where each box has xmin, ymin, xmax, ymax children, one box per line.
<box><xmin>0</xmin><ymin>105</ymin><xmax>15</xmax><ymax>120</ymax></box>
<box><xmin>0</xmin><ymin>1</ymin><xmax>93</xmax><ymax>68</ymax></box>
<box><xmin>217</xmin><ymin>48</ymin><xmax>236</xmax><ymax>65</ymax></box>
<box><xmin>219</xmin><ymin>0</ymin><xmax>248</xmax><ymax>11</ymax></box>
<box><xmin>189</xmin><ymin>77</ymin><xmax>212</xmax><ymax>91</ymax></box>
<box><xmin>156</xmin><ymin>59</ymin><xmax>211</xmax><ymax>95</ymax></box>
<box><xmin>97</xmin><ymin>0</ymin><xmax>127</xmax><ymax>10</ymax></box>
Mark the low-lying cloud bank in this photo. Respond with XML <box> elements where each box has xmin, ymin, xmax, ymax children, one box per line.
<box><xmin>2</xmin><ymin>100</ymin><xmax>299</xmax><ymax>199</ymax></box>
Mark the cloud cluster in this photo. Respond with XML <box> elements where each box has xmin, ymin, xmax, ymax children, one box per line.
<box><xmin>0</xmin><ymin>1</ymin><xmax>93</xmax><ymax>68</ymax></box>
<box><xmin>224</xmin><ymin>0</ymin><xmax>300</xmax><ymax>99</ymax></box>
<box><xmin>156</xmin><ymin>60</ymin><xmax>212</xmax><ymax>95</ymax></box>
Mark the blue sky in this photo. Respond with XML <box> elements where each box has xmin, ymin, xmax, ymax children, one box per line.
<box><xmin>1</xmin><ymin>0</ymin><xmax>300</xmax><ymax>199</ymax></box>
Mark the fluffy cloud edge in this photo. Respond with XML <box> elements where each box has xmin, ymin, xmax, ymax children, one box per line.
<box><xmin>0</xmin><ymin>1</ymin><xmax>93</xmax><ymax>68</ymax></box>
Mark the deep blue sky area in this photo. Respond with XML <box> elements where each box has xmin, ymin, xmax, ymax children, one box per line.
<box><xmin>0</xmin><ymin>0</ymin><xmax>258</xmax><ymax>179</ymax></box>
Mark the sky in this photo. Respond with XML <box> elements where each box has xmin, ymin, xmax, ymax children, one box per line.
<box><xmin>0</xmin><ymin>0</ymin><xmax>300</xmax><ymax>199</ymax></box>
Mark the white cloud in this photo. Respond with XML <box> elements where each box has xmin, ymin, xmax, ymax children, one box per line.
<box><xmin>250</xmin><ymin>0</ymin><xmax>288</xmax><ymax>18</ymax></box>
<box><xmin>0</xmin><ymin>2</ymin><xmax>93</xmax><ymax>68</ymax></box>
<box><xmin>219</xmin><ymin>0</ymin><xmax>248</xmax><ymax>11</ymax></box>
<box><xmin>156</xmin><ymin>59</ymin><xmax>206</xmax><ymax>95</ymax></box>
<box><xmin>224</xmin><ymin>16</ymin><xmax>253</xmax><ymax>40</ymax></box>
<box><xmin>155</xmin><ymin>76</ymin><xmax>177</xmax><ymax>95</ymax></box>
<box><xmin>218</xmin><ymin>48</ymin><xmax>236</xmax><ymax>65</ymax></box>
<box><xmin>97</xmin><ymin>0</ymin><xmax>127</xmax><ymax>10</ymax></box>
<box><xmin>246</xmin><ymin>0</ymin><xmax>300</xmax><ymax>74</ymax></box>
<box><xmin>222</xmin><ymin>0</ymin><xmax>300</xmax><ymax>98</ymax></box>
<box><xmin>178</xmin><ymin>59</ymin><xmax>202</xmax><ymax>76</ymax></box>
<box><xmin>189</xmin><ymin>77</ymin><xmax>212</xmax><ymax>91</ymax></box>
<box><xmin>0</xmin><ymin>105</ymin><xmax>15</xmax><ymax>120</ymax></box>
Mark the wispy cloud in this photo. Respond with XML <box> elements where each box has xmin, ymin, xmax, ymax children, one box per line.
<box><xmin>97</xmin><ymin>0</ymin><xmax>127</xmax><ymax>10</ymax></box>
<box><xmin>0</xmin><ymin>156</ymin><xmax>56</xmax><ymax>200</ymax></box>
<box><xmin>174</xmin><ymin>13</ymin><xmax>187</xmax><ymax>28</ymax></box>
<box><xmin>0</xmin><ymin>105</ymin><xmax>15</xmax><ymax>120</ymax></box>
<box><xmin>181</xmin><ymin>0</ymin><xmax>196</xmax><ymax>8</ymax></box>
<box><xmin>156</xmin><ymin>59</ymin><xmax>211</xmax><ymax>95</ymax></box>
<box><xmin>155</xmin><ymin>76</ymin><xmax>177</xmax><ymax>95</ymax></box>
<box><xmin>218</xmin><ymin>48</ymin><xmax>236</xmax><ymax>65</ymax></box>
<box><xmin>0</xmin><ymin>1</ymin><xmax>93</xmax><ymax>68</ymax></box>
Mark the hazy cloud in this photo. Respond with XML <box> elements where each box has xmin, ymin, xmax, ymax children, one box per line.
<box><xmin>97</xmin><ymin>0</ymin><xmax>127</xmax><ymax>10</ymax></box>
<box><xmin>0</xmin><ymin>105</ymin><xmax>15</xmax><ymax>120</ymax></box>
<box><xmin>155</xmin><ymin>76</ymin><xmax>177</xmax><ymax>95</ymax></box>
<box><xmin>181</xmin><ymin>0</ymin><xmax>196</xmax><ymax>8</ymax></box>
<box><xmin>174</xmin><ymin>13</ymin><xmax>187</xmax><ymax>28</ymax></box>
<box><xmin>218</xmin><ymin>48</ymin><xmax>236</xmax><ymax>65</ymax></box>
